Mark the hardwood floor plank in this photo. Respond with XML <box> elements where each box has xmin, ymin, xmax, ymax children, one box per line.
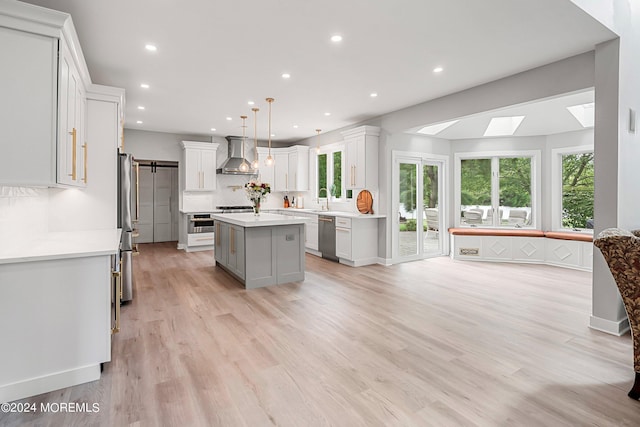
<box><xmin>2</xmin><ymin>242</ymin><xmax>640</xmax><ymax>426</ymax></box>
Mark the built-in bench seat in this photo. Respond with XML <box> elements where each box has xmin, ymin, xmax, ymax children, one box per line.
<box><xmin>448</xmin><ymin>228</ymin><xmax>593</xmax><ymax>271</ymax></box>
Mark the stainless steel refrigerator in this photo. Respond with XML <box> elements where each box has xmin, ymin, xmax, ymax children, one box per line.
<box><xmin>117</xmin><ymin>152</ymin><xmax>135</xmax><ymax>301</ymax></box>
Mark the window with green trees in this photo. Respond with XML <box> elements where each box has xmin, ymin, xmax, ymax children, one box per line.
<box><xmin>458</xmin><ymin>154</ymin><xmax>535</xmax><ymax>227</ymax></box>
<box><xmin>562</xmin><ymin>152</ymin><xmax>594</xmax><ymax>229</ymax></box>
<box><xmin>317</xmin><ymin>149</ymin><xmax>343</xmax><ymax>199</ymax></box>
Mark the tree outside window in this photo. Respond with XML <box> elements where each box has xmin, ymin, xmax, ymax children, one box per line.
<box><xmin>562</xmin><ymin>152</ymin><xmax>594</xmax><ymax>229</ymax></box>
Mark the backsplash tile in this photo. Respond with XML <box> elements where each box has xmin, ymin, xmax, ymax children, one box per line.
<box><xmin>0</xmin><ymin>186</ymin><xmax>48</xmax><ymax>242</ymax></box>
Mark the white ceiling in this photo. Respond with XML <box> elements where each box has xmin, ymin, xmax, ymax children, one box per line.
<box><xmin>22</xmin><ymin>0</ymin><xmax>614</xmax><ymax>142</ymax></box>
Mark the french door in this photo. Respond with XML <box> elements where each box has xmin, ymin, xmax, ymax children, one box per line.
<box><xmin>393</xmin><ymin>153</ymin><xmax>446</xmax><ymax>262</ymax></box>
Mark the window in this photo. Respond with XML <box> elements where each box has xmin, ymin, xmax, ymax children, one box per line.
<box><xmin>317</xmin><ymin>147</ymin><xmax>344</xmax><ymax>200</ymax></box>
<box><xmin>552</xmin><ymin>146</ymin><xmax>594</xmax><ymax>231</ymax></box>
<box><xmin>456</xmin><ymin>151</ymin><xmax>540</xmax><ymax>228</ymax></box>
<box><xmin>561</xmin><ymin>152</ymin><xmax>594</xmax><ymax>229</ymax></box>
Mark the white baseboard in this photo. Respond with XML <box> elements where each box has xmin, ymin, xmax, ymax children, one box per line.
<box><xmin>589</xmin><ymin>315</ymin><xmax>630</xmax><ymax>336</ymax></box>
<box><xmin>0</xmin><ymin>364</ymin><xmax>100</xmax><ymax>403</ymax></box>
<box><xmin>177</xmin><ymin>243</ymin><xmax>185</xmax><ymax>250</ymax></box>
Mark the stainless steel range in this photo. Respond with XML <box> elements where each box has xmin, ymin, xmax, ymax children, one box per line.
<box><xmin>217</xmin><ymin>205</ymin><xmax>253</xmax><ymax>214</ymax></box>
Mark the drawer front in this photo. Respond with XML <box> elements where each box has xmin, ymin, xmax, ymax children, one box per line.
<box><xmin>335</xmin><ymin>217</ymin><xmax>352</xmax><ymax>229</ymax></box>
<box><xmin>188</xmin><ymin>232</ymin><xmax>215</xmax><ymax>246</ymax></box>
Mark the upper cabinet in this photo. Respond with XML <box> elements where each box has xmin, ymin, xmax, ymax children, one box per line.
<box><xmin>0</xmin><ymin>3</ymin><xmax>91</xmax><ymax>188</ymax></box>
<box><xmin>255</xmin><ymin>146</ymin><xmax>309</xmax><ymax>192</ymax></box>
<box><xmin>57</xmin><ymin>40</ymin><xmax>86</xmax><ymax>187</ymax></box>
<box><xmin>180</xmin><ymin>141</ymin><xmax>219</xmax><ymax>191</ymax></box>
<box><xmin>341</xmin><ymin>126</ymin><xmax>380</xmax><ymax>190</ymax></box>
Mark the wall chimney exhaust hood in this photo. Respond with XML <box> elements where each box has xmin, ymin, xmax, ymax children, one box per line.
<box><xmin>216</xmin><ymin>136</ymin><xmax>257</xmax><ymax>175</ymax></box>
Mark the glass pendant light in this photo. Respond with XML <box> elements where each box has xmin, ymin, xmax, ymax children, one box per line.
<box><xmin>239</xmin><ymin>115</ymin><xmax>249</xmax><ymax>172</ymax></box>
<box><xmin>251</xmin><ymin>107</ymin><xmax>260</xmax><ymax>170</ymax></box>
<box><xmin>265</xmin><ymin>98</ymin><xmax>274</xmax><ymax>166</ymax></box>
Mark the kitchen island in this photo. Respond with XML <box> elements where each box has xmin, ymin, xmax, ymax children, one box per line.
<box><xmin>211</xmin><ymin>213</ymin><xmax>309</xmax><ymax>289</ymax></box>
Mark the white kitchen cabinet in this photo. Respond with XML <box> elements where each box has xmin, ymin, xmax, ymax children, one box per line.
<box><xmin>57</xmin><ymin>40</ymin><xmax>86</xmax><ymax>187</ymax></box>
<box><xmin>180</xmin><ymin>141</ymin><xmax>219</xmax><ymax>191</ymax></box>
<box><xmin>0</xmin><ymin>5</ymin><xmax>90</xmax><ymax>188</ymax></box>
<box><xmin>256</xmin><ymin>146</ymin><xmax>309</xmax><ymax>192</ymax></box>
<box><xmin>274</xmin><ymin>152</ymin><xmax>289</xmax><ymax>191</ymax></box>
<box><xmin>256</xmin><ymin>147</ymin><xmax>275</xmax><ymax>185</ymax></box>
<box><xmin>305</xmin><ymin>214</ymin><xmax>319</xmax><ymax>251</ymax></box>
<box><xmin>0</xmin><ymin>228</ymin><xmax>119</xmax><ymax>403</ymax></box>
<box><xmin>335</xmin><ymin>217</ymin><xmax>352</xmax><ymax>259</ymax></box>
<box><xmin>288</xmin><ymin>146</ymin><xmax>310</xmax><ymax>191</ymax></box>
<box><xmin>341</xmin><ymin>126</ymin><xmax>380</xmax><ymax>190</ymax></box>
<box><xmin>335</xmin><ymin>216</ymin><xmax>380</xmax><ymax>266</ymax></box>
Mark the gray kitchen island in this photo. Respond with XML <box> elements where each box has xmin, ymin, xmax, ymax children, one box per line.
<box><xmin>210</xmin><ymin>213</ymin><xmax>309</xmax><ymax>289</ymax></box>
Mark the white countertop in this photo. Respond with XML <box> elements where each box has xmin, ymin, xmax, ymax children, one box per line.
<box><xmin>0</xmin><ymin>229</ymin><xmax>122</xmax><ymax>265</ymax></box>
<box><xmin>210</xmin><ymin>213</ymin><xmax>309</xmax><ymax>228</ymax></box>
<box><xmin>270</xmin><ymin>208</ymin><xmax>386</xmax><ymax>219</ymax></box>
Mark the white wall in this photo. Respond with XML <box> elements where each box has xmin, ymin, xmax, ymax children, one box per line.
<box><xmin>569</xmin><ymin>0</ymin><xmax>640</xmax><ymax>335</ymax></box>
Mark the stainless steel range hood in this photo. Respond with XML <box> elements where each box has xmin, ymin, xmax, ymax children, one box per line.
<box><xmin>216</xmin><ymin>136</ymin><xmax>257</xmax><ymax>175</ymax></box>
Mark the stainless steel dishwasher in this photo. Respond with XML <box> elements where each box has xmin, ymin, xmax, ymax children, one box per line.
<box><xmin>318</xmin><ymin>215</ymin><xmax>338</xmax><ymax>261</ymax></box>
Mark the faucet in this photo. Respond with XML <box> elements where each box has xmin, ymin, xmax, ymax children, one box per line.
<box><xmin>318</xmin><ymin>188</ymin><xmax>329</xmax><ymax>211</ymax></box>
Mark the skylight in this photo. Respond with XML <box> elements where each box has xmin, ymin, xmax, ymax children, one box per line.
<box><xmin>417</xmin><ymin>120</ymin><xmax>459</xmax><ymax>135</ymax></box>
<box><xmin>483</xmin><ymin>116</ymin><xmax>525</xmax><ymax>137</ymax></box>
<box><xmin>566</xmin><ymin>102</ymin><xmax>595</xmax><ymax>127</ymax></box>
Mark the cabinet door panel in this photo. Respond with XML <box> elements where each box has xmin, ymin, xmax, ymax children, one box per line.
<box><xmin>274</xmin><ymin>153</ymin><xmax>289</xmax><ymax>191</ymax></box>
<box><xmin>0</xmin><ymin>28</ymin><xmax>56</xmax><ymax>186</ymax></box>
<box><xmin>184</xmin><ymin>149</ymin><xmax>201</xmax><ymax>190</ymax></box>
<box><xmin>201</xmin><ymin>150</ymin><xmax>216</xmax><ymax>190</ymax></box>
<box><xmin>336</xmin><ymin>227</ymin><xmax>352</xmax><ymax>260</ymax></box>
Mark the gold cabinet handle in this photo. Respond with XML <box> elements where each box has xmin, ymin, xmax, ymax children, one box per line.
<box><xmin>82</xmin><ymin>143</ymin><xmax>88</xmax><ymax>184</ymax></box>
<box><xmin>69</xmin><ymin>128</ymin><xmax>77</xmax><ymax>180</ymax></box>
<box><xmin>111</xmin><ymin>268</ymin><xmax>121</xmax><ymax>334</ymax></box>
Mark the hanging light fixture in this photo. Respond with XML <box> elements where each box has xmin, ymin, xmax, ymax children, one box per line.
<box><xmin>265</xmin><ymin>97</ymin><xmax>274</xmax><ymax>166</ymax></box>
<box><xmin>239</xmin><ymin>115</ymin><xmax>249</xmax><ymax>172</ymax></box>
<box><xmin>251</xmin><ymin>107</ymin><xmax>260</xmax><ymax>170</ymax></box>
<box><xmin>315</xmin><ymin>128</ymin><xmax>321</xmax><ymax>152</ymax></box>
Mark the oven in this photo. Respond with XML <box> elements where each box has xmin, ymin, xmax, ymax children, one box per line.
<box><xmin>188</xmin><ymin>214</ymin><xmax>215</xmax><ymax>233</ymax></box>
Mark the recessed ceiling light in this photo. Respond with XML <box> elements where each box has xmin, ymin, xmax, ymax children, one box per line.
<box><xmin>433</xmin><ymin>67</ymin><xmax>444</xmax><ymax>73</ymax></box>
<box><xmin>211</xmin><ymin>128</ymin><xmax>216</xmax><ymax>132</ymax></box>
<box><xmin>331</xmin><ymin>35</ymin><xmax>342</xmax><ymax>42</ymax></box>
<box><xmin>140</xmin><ymin>83</ymin><xmax>150</xmax><ymax>89</ymax></box>
<box><xmin>370</xmin><ymin>93</ymin><xmax>378</xmax><ymax>98</ymax></box>
<box><xmin>137</xmin><ymin>106</ymin><xmax>145</xmax><ymax>110</ymax></box>
<box><xmin>226</xmin><ymin>117</ymin><xmax>232</xmax><ymax>121</ymax></box>
<box><xmin>324</xmin><ymin>112</ymin><xmax>331</xmax><ymax>116</ymax></box>
<box><xmin>145</xmin><ymin>44</ymin><xmax>157</xmax><ymax>52</ymax></box>
<box><xmin>282</xmin><ymin>73</ymin><xmax>291</xmax><ymax>79</ymax></box>
<box><xmin>271</xmin><ymin>133</ymin><xmax>276</xmax><ymax>137</ymax></box>
<box><xmin>567</xmin><ymin>102</ymin><xmax>595</xmax><ymax>127</ymax></box>
<box><xmin>136</xmin><ymin>120</ymin><xmax>143</xmax><ymax>124</ymax></box>
<box><xmin>484</xmin><ymin>116</ymin><xmax>525</xmax><ymax>137</ymax></box>
<box><xmin>248</xmin><ymin>101</ymin><xmax>255</xmax><ymax>105</ymax></box>
<box><xmin>417</xmin><ymin>120</ymin><xmax>460</xmax><ymax>135</ymax></box>
<box><xmin>293</xmin><ymin>125</ymin><xmax>299</xmax><ymax>128</ymax></box>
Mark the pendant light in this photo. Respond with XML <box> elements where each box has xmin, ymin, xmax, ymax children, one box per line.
<box><xmin>239</xmin><ymin>115</ymin><xmax>249</xmax><ymax>172</ymax></box>
<box><xmin>265</xmin><ymin>97</ymin><xmax>274</xmax><ymax>166</ymax></box>
<box><xmin>251</xmin><ymin>107</ymin><xmax>260</xmax><ymax>170</ymax></box>
<box><xmin>315</xmin><ymin>128</ymin><xmax>321</xmax><ymax>152</ymax></box>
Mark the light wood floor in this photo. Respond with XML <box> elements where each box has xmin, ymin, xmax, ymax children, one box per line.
<box><xmin>3</xmin><ymin>242</ymin><xmax>640</xmax><ymax>426</ymax></box>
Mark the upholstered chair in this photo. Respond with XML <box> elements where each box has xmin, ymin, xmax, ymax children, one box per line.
<box><xmin>594</xmin><ymin>228</ymin><xmax>640</xmax><ymax>399</ymax></box>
